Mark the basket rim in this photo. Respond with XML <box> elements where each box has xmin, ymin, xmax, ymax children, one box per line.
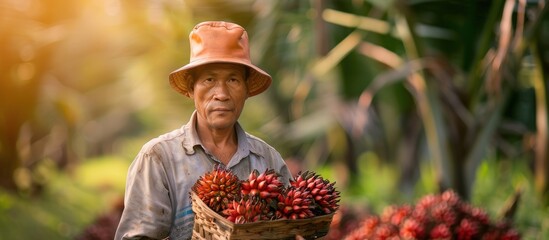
<box><xmin>190</xmin><ymin>190</ymin><xmax>336</xmax><ymax>228</ymax></box>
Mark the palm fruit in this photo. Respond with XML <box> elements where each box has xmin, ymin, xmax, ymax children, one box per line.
<box><xmin>290</xmin><ymin>171</ymin><xmax>340</xmax><ymax>215</ymax></box>
<box><xmin>381</xmin><ymin>204</ymin><xmax>413</xmax><ymax>226</ymax></box>
<box><xmin>191</xmin><ymin>165</ymin><xmax>241</xmax><ymax>213</ymax></box>
<box><xmin>275</xmin><ymin>186</ymin><xmax>316</xmax><ymax>220</ymax></box>
<box><xmin>221</xmin><ymin>196</ymin><xmax>268</xmax><ymax>224</ymax></box>
<box><xmin>342</xmin><ymin>216</ymin><xmax>380</xmax><ymax>240</ymax></box>
<box><xmin>241</xmin><ymin>168</ymin><xmax>284</xmax><ymax>204</ymax></box>
<box><xmin>340</xmin><ymin>190</ymin><xmax>522</xmax><ymax>240</ymax></box>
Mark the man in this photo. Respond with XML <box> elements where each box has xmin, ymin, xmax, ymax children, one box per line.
<box><xmin>115</xmin><ymin>21</ymin><xmax>292</xmax><ymax>239</ymax></box>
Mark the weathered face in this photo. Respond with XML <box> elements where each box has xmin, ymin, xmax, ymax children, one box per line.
<box><xmin>189</xmin><ymin>63</ymin><xmax>248</xmax><ymax>132</ymax></box>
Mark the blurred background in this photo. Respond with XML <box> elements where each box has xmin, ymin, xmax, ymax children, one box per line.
<box><xmin>0</xmin><ymin>0</ymin><xmax>548</xmax><ymax>239</ymax></box>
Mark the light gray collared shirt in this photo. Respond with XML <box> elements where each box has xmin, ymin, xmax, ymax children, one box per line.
<box><xmin>115</xmin><ymin>111</ymin><xmax>292</xmax><ymax>240</ymax></box>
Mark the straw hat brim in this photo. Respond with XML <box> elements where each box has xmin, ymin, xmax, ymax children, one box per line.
<box><xmin>169</xmin><ymin>58</ymin><xmax>272</xmax><ymax>98</ymax></box>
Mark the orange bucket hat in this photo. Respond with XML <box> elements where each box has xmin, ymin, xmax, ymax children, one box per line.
<box><xmin>169</xmin><ymin>21</ymin><xmax>272</xmax><ymax>97</ymax></box>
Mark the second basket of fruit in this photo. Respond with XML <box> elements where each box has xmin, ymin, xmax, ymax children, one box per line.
<box><xmin>190</xmin><ymin>166</ymin><xmax>340</xmax><ymax>240</ymax></box>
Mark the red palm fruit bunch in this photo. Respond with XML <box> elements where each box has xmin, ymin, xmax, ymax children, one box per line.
<box><xmin>192</xmin><ymin>167</ymin><xmax>340</xmax><ymax>223</ymax></box>
<box><xmin>191</xmin><ymin>165</ymin><xmax>241</xmax><ymax>213</ymax></box>
<box><xmin>342</xmin><ymin>190</ymin><xmax>521</xmax><ymax>240</ymax></box>
<box><xmin>221</xmin><ymin>196</ymin><xmax>270</xmax><ymax>224</ymax></box>
<box><xmin>290</xmin><ymin>171</ymin><xmax>341</xmax><ymax>215</ymax></box>
<box><xmin>241</xmin><ymin>168</ymin><xmax>284</xmax><ymax>205</ymax></box>
<box><xmin>275</xmin><ymin>186</ymin><xmax>316</xmax><ymax>220</ymax></box>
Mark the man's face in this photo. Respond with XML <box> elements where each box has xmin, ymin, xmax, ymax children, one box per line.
<box><xmin>190</xmin><ymin>63</ymin><xmax>248</xmax><ymax>131</ymax></box>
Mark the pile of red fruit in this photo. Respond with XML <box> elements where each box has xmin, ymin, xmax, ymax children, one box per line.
<box><xmin>342</xmin><ymin>190</ymin><xmax>520</xmax><ymax>240</ymax></box>
<box><xmin>191</xmin><ymin>165</ymin><xmax>340</xmax><ymax>224</ymax></box>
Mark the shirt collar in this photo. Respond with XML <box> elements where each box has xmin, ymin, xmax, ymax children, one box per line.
<box><xmin>181</xmin><ymin>110</ymin><xmax>253</xmax><ymax>158</ymax></box>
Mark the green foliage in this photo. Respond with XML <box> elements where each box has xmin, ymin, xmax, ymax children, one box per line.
<box><xmin>349</xmin><ymin>152</ymin><xmax>401</xmax><ymax>208</ymax></box>
<box><xmin>472</xmin><ymin>159</ymin><xmax>549</xmax><ymax>240</ymax></box>
<box><xmin>0</xmin><ymin>156</ymin><xmax>129</xmax><ymax>239</ymax></box>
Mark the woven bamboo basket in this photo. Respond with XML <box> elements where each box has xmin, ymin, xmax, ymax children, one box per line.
<box><xmin>190</xmin><ymin>191</ymin><xmax>334</xmax><ymax>240</ymax></box>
